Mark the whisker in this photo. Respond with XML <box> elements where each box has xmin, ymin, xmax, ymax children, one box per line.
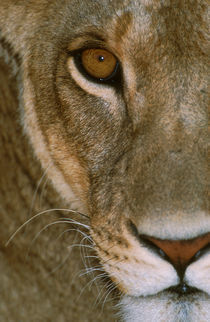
<box><xmin>78</xmin><ymin>236</ymin><xmax>92</xmax><ymax>272</ymax></box>
<box><xmin>25</xmin><ymin>220</ymin><xmax>81</xmax><ymax>260</ymax></box>
<box><xmin>76</xmin><ymin>266</ymin><xmax>105</xmax><ymax>302</ymax></box>
<box><xmin>81</xmin><ymin>272</ymin><xmax>108</xmax><ymax>297</ymax></box>
<box><xmin>79</xmin><ymin>235</ymin><xmax>101</xmax><ymax>294</ymax></box>
<box><xmin>67</xmin><ymin>243</ymin><xmax>95</xmax><ymax>251</ymax></box>
<box><xmin>101</xmin><ymin>282</ymin><xmax>119</xmax><ymax>311</ymax></box>
<box><xmin>88</xmin><ymin>272</ymin><xmax>107</xmax><ymax>287</ymax></box>
<box><xmin>94</xmin><ymin>279</ymin><xmax>113</xmax><ymax>307</ymax></box>
<box><xmin>59</xmin><ymin>217</ymin><xmax>90</xmax><ymax>230</ymax></box>
<box><xmin>79</xmin><ymin>266</ymin><xmax>104</xmax><ymax>277</ymax></box>
<box><xmin>84</xmin><ymin>255</ymin><xmax>99</xmax><ymax>259</ymax></box>
<box><xmin>55</xmin><ymin>228</ymin><xmax>90</xmax><ymax>244</ymax></box>
<box><xmin>6</xmin><ymin>208</ymin><xmax>89</xmax><ymax>246</ymax></box>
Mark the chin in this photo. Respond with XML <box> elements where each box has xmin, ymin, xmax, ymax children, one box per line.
<box><xmin>119</xmin><ymin>291</ymin><xmax>210</xmax><ymax>322</ymax></box>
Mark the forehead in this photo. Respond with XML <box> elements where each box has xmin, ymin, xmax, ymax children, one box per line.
<box><xmin>66</xmin><ymin>0</ymin><xmax>208</xmax><ymax>59</ymax></box>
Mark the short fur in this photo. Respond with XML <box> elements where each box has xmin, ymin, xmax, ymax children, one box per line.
<box><xmin>0</xmin><ymin>1</ymin><xmax>209</xmax><ymax>321</ymax></box>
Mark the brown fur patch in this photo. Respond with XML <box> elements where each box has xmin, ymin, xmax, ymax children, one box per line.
<box><xmin>0</xmin><ymin>0</ymin><xmax>209</xmax><ymax>320</ymax></box>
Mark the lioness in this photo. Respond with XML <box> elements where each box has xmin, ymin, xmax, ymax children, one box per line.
<box><xmin>0</xmin><ymin>1</ymin><xmax>209</xmax><ymax>321</ymax></box>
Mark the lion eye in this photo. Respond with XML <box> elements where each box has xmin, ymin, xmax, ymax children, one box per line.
<box><xmin>79</xmin><ymin>48</ymin><xmax>119</xmax><ymax>81</ymax></box>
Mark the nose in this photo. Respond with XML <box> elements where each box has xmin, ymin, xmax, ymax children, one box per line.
<box><xmin>142</xmin><ymin>233</ymin><xmax>210</xmax><ymax>277</ymax></box>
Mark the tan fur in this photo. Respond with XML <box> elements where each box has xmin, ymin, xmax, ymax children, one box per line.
<box><xmin>0</xmin><ymin>1</ymin><xmax>209</xmax><ymax>321</ymax></box>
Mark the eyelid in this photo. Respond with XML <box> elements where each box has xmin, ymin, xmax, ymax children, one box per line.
<box><xmin>67</xmin><ymin>32</ymin><xmax>107</xmax><ymax>52</ymax></box>
<box><xmin>67</xmin><ymin>39</ymin><xmax>108</xmax><ymax>56</ymax></box>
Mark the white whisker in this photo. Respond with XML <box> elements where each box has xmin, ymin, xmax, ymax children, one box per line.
<box><xmin>79</xmin><ymin>265</ymin><xmax>104</xmax><ymax>276</ymax></box>
<box><xmin>101</xmin><ymin>282</ymin><xmax>118</xmax><ymax>311</ymax></box>
<box><xmin>55</xmin><ymin>228</ymin><xmax>90</xmax><ymax>244</ymax></box>
<box><xmin>6</xmin><ymin>208</ymin><xmax>89</xmax><ymax>246</ymax></box>
<box><xmin>94</xmin><ymin>279</ymin><xmax>113</xmax><ymax>307</ymax></box>
<box><xmin>84</xmin><ymin>255</ymin><xmax>99</xmax><ymax>259</ymax></box>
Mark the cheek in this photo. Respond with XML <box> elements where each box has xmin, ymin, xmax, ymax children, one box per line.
<box><xmin>23</xmin><ymin>71</ymin><xmax>89</xmax><ymax>210</ymax></box>
<box><xmin>46</xmin><ymin>126</ymin><xmax>90</xmax><ymax>207</ymax></box>
<box><xmin>55</xmin><ymin>82</ymin><xmax>128</xmax><ymax>175</ymax></box>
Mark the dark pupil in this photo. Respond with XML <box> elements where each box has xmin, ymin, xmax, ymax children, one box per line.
<box><xmin>98</xmin><ymin>55</ymin><xmax>105</xmax><ymax>62</ymax></box>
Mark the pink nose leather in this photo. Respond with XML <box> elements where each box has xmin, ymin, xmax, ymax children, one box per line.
<box><xmin>146</xmin><ymin>232</ymin><xmax>210</xmax><ymax>269</ymax></box>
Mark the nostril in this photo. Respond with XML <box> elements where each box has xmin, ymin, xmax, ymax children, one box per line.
<box><xmin>140</xmin><ymin>235</ymin><xmax>170</xmax><ymax>261</ymax></box>
<box><xmin>192</xmin><ymin>242</ymin><xmax>210</xmax><ymax>261</ymax></box>
<box><xmin>139</xmin><ymin>233</ymin><xmax>210</xmax><ymax>277</ymax></box>
<box><xmin>128</xmin><ymin>220</ymin><xmax>169</xmax><ymax>261</ymax></box>
<box><xmin>128</xmin><ymin>220</ymin><xmax>210</xmax><ymax>277</ymax></box>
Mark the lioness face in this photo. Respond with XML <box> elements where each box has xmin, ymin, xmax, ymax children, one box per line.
<box><xmin>1</xmin><ymin>0</ymin><xmax>209</xmax><ymax>320</ymax></box>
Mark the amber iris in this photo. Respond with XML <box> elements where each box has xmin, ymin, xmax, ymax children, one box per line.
<box><xmin>81</xmin><ymin>48</ymin><xmax>117</xmax><ymax>79</ymax></box>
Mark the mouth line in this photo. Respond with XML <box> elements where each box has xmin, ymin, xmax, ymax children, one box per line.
<box><xmin>166</xmin><ymin>283</ymin><xmax>201</xmax><ymax>296</ymax></box>
<box><xmin>125</xmin><ymin>284</ymin><xmax>208</xmax><ymax>300</ymax></box>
